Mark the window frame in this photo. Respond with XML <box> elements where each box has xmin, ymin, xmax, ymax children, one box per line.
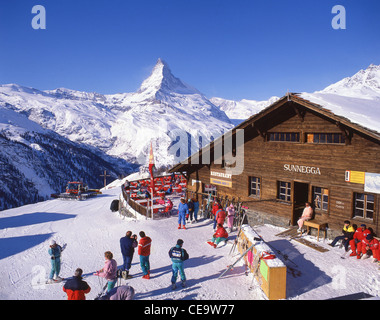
<box><xmin>312</xmin><ymin>186</ymin><xmax>329</xmax><ymax>214</ymax></box>
<box><xmin>248</xmin><ymin>176</ymin><xmax>261</xmax><ymax>198</ymax></box>
<box><xmin>353</xmin><ymin>192</ymin><xmax>375</xmax><ymax>221</ymax></box>
<box><xmin>306</xmin><ymin>133</ymin><xmax>346</xmax><ymax>145</ymax></box>
<box><xmin>277</xmin><ymin>180</ymin><xmax>292</xmax><ymax>202</ymax></box>
<box><xmin>268</xmin><ymin>132</ymin><xmax>300</xmax><ymax>143</ymax></box>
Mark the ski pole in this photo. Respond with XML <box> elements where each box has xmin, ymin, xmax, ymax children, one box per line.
<box><xmin>219</xmin><ymin>240</ymin><xmax>259</xmax><ymax>279</ymax></box>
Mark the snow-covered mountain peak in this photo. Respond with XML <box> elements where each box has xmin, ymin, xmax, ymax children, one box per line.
<box><xmin>138</xmin><ymin>58</ymin><xmax>199</xmax><ymax>96</ymax></box>
<box><xmin>319</xmin><ymin>63</ymin><xmax>380</xmax><ymax>99</ymax></box>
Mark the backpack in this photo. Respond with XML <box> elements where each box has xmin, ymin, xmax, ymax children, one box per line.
<box><xmin>169</xmin><ymin>246</ymin><xmax>189</xmax><ymax>262</ymax></box>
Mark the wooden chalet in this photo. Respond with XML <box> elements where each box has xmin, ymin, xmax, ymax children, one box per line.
<box><xmin>169</xmin><ymin>93</ymin><xmax>380</xmax><ymax>238</ymax></box>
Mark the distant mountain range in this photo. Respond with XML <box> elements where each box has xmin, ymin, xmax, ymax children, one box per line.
<box><xmin>1</xmin><ymin>61</ymin><xmax>379</xmax><ymax>210</ymax></box>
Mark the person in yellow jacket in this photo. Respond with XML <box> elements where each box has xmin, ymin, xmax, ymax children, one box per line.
<box><xmin>329</xmin><ymin>220</ymin><xmax>355</xmax><ymax>252</ymax></box>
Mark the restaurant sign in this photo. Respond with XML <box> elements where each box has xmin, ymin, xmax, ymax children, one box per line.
<box><xmin>210</xmin><ymin>170</ymin><xmax>233</xmax><ymax>188</ymax></box>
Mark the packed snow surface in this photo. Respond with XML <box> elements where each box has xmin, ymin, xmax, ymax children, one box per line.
<box><xmin>1</xmin><ymin>181</ymin><xmax>380</xmax><ymax>300</ymax></box>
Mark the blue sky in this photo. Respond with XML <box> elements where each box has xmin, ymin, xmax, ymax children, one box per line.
<box><xmin>0</xmin><ymin>0</ymin><xmax>379</xmax><ymax>100</ymax></box>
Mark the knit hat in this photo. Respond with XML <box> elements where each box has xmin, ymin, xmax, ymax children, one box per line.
<box><xmin>361</xmin><ymin>224</ymin><xmax>366</xmax><ymax>228</ymax></box>
<box><xmin>74</xmin><ymin>268</ymin><xmax>83</xmax><ymax>277</ymax></box>
<box><xmin>177</xmin><ymin>239</ymin><xmax>184</xmax><ymax>246</ymax></box>
<box><xmin>50</xmin><ymin>240</ymin><xmax>56</xmax><ymax>246</ymax></box>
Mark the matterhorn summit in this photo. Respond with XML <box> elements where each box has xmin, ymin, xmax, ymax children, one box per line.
<box><xmin>138</xmin><ymin>58</ymin><xmax>200</xmax><ymax>96</ymax></box>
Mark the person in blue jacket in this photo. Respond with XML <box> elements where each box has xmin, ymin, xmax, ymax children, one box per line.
<box><xmin>177</xmin><ymin>198</ymin><xmax>189</xmax><ymax>229</ymax></box>
<box><xmin>169</xmin><ymin>239</ymin><xmax>189</xmax><ymax>289</ymax></box>
<box><xmin>120</xmin><ymin>231</ymin><xmax>138</xmax><ymax>279</ymax></box>
<box><xmin>193</xmin><ymin>198</ymin><xmax>200</xmax><ymax>222</ymax></box>
<box><xmin>47</xmin><ymin>240</ymin><xmax>64</xmax><ymax>283</ymax></box>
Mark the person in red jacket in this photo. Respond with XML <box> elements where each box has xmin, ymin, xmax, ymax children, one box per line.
<box><xmin>207</xmin><ymin>224</ymin><xmax>229</xmax><ymax>248</ymax></box>
<box><xmin>349</xmin><ymin>224</ymin><xmax>371</xmax><ymax>257</ymax></box>
<box><xmin>138</xmin><ymin>231</ymin><xmax>152</xmax><ymax>279</ymax></box>
<box><xmin>63</xmin><ymin>268</ymin><xmax>91</xmax><ymax>300</ymax></box>
<box><xmin>211</xmin><ymin>200</ymin><xmax>221</xmax><ymax>220</ymax></box>
<box><xmin>359</xmin><ymin>234</ymin><xmax>380</xmax><ymax>261</ymax></box>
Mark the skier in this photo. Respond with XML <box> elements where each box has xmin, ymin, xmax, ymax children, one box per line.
<box><xmin>97</xmin><ymin>285</ymin><xmax>135</xmax><ymax>300</ymax></box>
<box><xmin>63</xmin><ymin>268</ymin><xmax>91</xmax><ymax>300</ymax></box>
<box><xmin>226</xmin><ymin>204</ymin><xmax>235</xmax><ymax>233</ymax></box>
<box><xmin>187</xmin><ymin>199</ymin><xmax>194</xmax><ymax>222</ymax></box>
<box><xmin>47</xmin><ymin>240</ymin><xmax>63</xmax><ymax>283</ymax></box>
<box><xmin>193</xmin><ymin>197</ymin><xmax>199</xmax><ymax>222</ymax></box>
<box><xmin>349</xmin><ymin>224</ymin><xmax>371</xmax><ymax>257</ymax></box>
<box><xmin>138</xmin><ymin>231</ymin><xmax>152</xmax><ymax>279</ymax></box>
<box><xmin>329</xmin><ymin>220</ymin><xmax>355</xmax><ymax>251</ymax></box>
<box><xmin>211</xmin><ymin>199</ymin><xmax>221</xmax><ymax>221</ymax></box>
<box><xmin>94</xmin><ymin>251</ymin><xmax>118</xmax><ymax>293</ymax></box>
<box><xmin>120</xmin><ymin>231</ymin><xmax>138</xmax><ymax>279</ymax></box>
<box><xmin>213</xmin><ymin>207</ymin><xmax>226</xmax><ymax>230</ymax></box>
<box><xmin>168</xmin><ymin>239</ymin><xmax>189</xmax><ymax>289</ymax></box>
<box><xmin>208</xmin><ymin>224</ymin><xmax>229</xmax><ymax>248</ymax></box>
<box><xmin>359</xmin><ymin>234</ymin><xmax>380</xmax><ymax>261</ymax></box>
<box><xmin>177</xmin><ymin>198</ymin><xmax>189</xmax><ymax>229</ymax></box>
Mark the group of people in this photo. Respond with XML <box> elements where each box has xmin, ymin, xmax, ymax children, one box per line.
<box><xmin>47</xmin><ymin>194</ymin><xmax>240</xmax><ymax>300</ymax></box>
<box><xmin>296</xmin><ymin>202</ymin><xmax>379</xmax><ymax>264</ymax></box>
<box><xmin>177</xmin><ymin>197</ymin><xmax>200</xmax><ymax>229</ymax></box>
<box><xmin>329</xmin><ymin>220</ymin><xmax>380</xmax><ymax>262</ymax></box>
<box><xmin>211</xmin><ymin>199</ymin><xmax>235</xmax><ymax>233</ymax></box>
<box><xmin>206</xmin><ymin>199</ymin><xmax>236</xmax><ymax>248</ymax></box>
<box><xmin>47</xmin><ymin>227</ymin><xmax>193</xmax><ymax>300</ymax></box>
<box><xmin>157</xmin><ymin>195</ymin><xmax>174</xmax><ymax>215</ymax></box>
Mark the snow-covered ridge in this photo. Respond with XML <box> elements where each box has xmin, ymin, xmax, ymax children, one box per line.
<box><xmin>300</xmin><ymin>64</ymin><xmax>380</xmax><ymax>135</ymax></box>
<box><xmin>0</xmin><ymin>59</ymin><xmax>233</xmax><ymax>168</ymax></box>
<box><xmin>210</xmin><ymin>96</ymin><xmax>280</xmax><ymax>120</ymax></box>
<box><xmin>319</xmin><ymin>64</ymin><xmax>380</xmax><ymax>99</ymax></box>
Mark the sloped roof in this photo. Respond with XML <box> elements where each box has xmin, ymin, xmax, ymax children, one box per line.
<box><xmin>169</xmin><ymin>93</ymin><xmax>380</xmax><ymax>173</ymax></box>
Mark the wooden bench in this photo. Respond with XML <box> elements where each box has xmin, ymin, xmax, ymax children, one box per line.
<box><xmin>303</xmin><ymin>220</ymin><xmax>328</xmax><ymax>242</ymax></box>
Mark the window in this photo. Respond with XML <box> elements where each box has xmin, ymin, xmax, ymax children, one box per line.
<box><xmin>204</xmin><ymin>184</ymin><xmax>217</xmax><ymax>197</ymax></box>
<box><xmin>278</xmin><ymin>181</ymin><xmax>291</xmax><ymax>202</ymax></box>
<box><xmin>354</xmin><ymin>193</ymin><xmax>374</xmax><ymax>220</ymax></box>
<box><xmin>306</xmin><ymin>133</ymin><xmax>345</xmax><ymax>144</ymax></box>
<box><xmin>313</xmin><ymin>187</ymin><xmax>329</xmax><ymax>212</ymax></box>
<box><xmin>268</xmin><ymin>132</ymin><xmax>300</xmax><ymax>142</ymax></box>
<box><xmin>249</xmin><ymin>177</ymin><xmax>261</xmax><ymax>198</ymax></box>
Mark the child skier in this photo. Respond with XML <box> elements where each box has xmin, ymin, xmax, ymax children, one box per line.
<box><xmin>168</xmin><ymin>239</ymin><xmax>189</xmax><ymax>289</ymax></box>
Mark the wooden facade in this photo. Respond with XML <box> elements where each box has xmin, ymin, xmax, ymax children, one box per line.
<box><xmin>169</xmin><ymin>94</ymin><xmax>380</xmax><ymax>236</ymax></box>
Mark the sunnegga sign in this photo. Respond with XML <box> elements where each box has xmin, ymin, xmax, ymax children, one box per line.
<box><xmin>284</xmin><ymin>164</ymin><xmax>321</xmax><ymax>175</ymax></box>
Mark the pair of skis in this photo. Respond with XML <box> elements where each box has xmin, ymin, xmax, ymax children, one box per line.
<box><xmin>219</xmin><ymin>241</ymin><xmax>259</xmax><ymax>279</ymax></box>
<box><xmin>229</xmin><ymin>208</ymin><xmax>247</xmax><ymax>256</ymax></box>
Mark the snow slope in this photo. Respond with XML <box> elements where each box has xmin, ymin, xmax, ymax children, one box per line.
<box><xmin>1</xmin><ymin>180</ymin><xmax>379</xmax><ymax>300</ymax></box>
<box><xmin>210</xmin><ymin>96</ymin><xmax>280</xmax><ymax>124</ymax></box>
<box><xmin>300</xmin><ymin>64</ymin><xmax>380</xmax><ymax>135</ymax></box>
